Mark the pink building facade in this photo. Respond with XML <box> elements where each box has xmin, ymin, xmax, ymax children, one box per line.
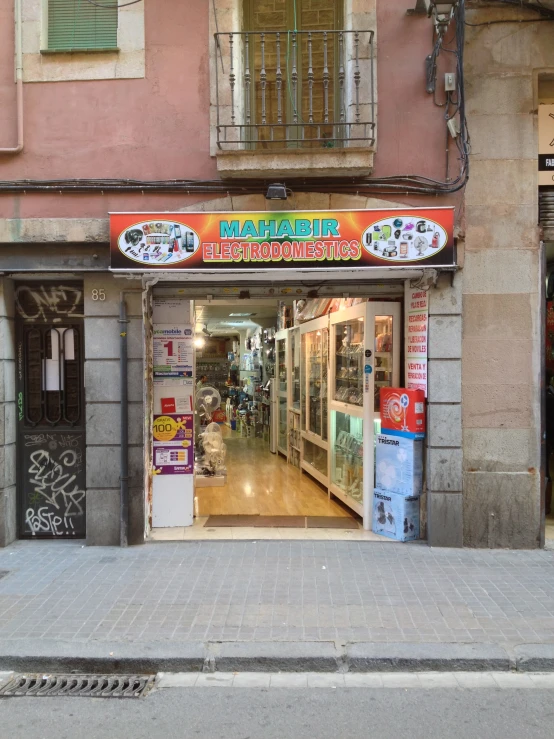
<box><xmin>0</xmin><ymin>0</ymin><xmax>550</xmax><ymax>548</ymax></box>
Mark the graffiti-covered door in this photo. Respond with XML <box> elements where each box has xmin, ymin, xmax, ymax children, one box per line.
<box><xmin>15</xmin><ymin>282</ymin><xmax>86</xmax><ymax>538</ymax></box>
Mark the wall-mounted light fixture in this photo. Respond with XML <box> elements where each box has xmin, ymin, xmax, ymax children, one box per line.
<box><xmin>408</xmin><ymin>0</ymin><xmax>458</xmax><ymax>35</ymax></box>
<box><xmin>265</xmin><ymin>183</ymin><xmax>288</xmax><ymax>200</ymax></box>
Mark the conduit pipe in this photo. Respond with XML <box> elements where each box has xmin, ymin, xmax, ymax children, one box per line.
<box><xmin>119</xmin><ymin>293</ymin><xmax>129</xmax><ymax>547</ymax></box>
<box><xmin>0</xmin><ymin>0</ymin><xmax>23</xmax><ymax>154</ymax></box>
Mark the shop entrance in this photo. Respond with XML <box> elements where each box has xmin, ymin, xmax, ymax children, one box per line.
<box><xmin>150</xmin><ymin>291</ymin><xmax>403</xmax><ymax>540</ymax></box>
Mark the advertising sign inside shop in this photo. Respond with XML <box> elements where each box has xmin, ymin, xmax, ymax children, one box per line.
<box><xmin>153</xmin><ymin>325</ymin><xmax>193</xmax><ymax>377</ymax></box>
<box><xmin>152</xmin><ymin>413</ymin><xmax>193</xmax><ymax>475</ymax></box>
<box><xmin>110</xmin><ymin>208</ymin><xmax>455</xmax><ymax>271</ymax></box>
<box><xmin>405</xmin><ymin>288</ymin><xmax>429</xmax><ymax>397</ymax></box>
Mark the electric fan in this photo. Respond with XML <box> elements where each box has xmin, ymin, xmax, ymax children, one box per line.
<box><xmin>195</xmin><ymin>385</ymin><xmax>222</xmax><ymax>423</ymax></box>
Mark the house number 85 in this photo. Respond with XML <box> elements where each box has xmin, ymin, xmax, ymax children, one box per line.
<box><xmin>91</xmin><ymin>289</ymin><xmax>106</xmax><ymax>301</ymax></box>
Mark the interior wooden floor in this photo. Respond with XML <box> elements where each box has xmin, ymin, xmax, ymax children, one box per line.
<box><xmin>194</xmin><ymin>426</ymin><xmax>355</xmax><ymax>518</ymax></box>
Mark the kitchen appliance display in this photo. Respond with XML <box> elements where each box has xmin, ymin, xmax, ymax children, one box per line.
<box><xmin>362</xmin><ymin>215</ymin><xmax>448</xmax><ymax>263</ymax></box>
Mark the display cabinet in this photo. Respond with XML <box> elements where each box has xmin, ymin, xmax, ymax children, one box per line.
<box><xmin>287</xmin><ymin>327</ymin><xmax>301</xmax><ymax>468</ymax></box>
<box><xmin>329</xmin><ymin>302</ymin><xmax>401</xmax><ymax>526</ymax></box>
<box><xmin>300</xmin><ymin>315</ymin><xmax>329</xmax><ymax>486</ymax></box>
<box><xmin>290</xmin><ymin>327</ymin><xmax>301</xmax><ymax>412</ymax></box>
<box><xmin>275</xmin><ymin>329</ymin><xmax>289</xmax><ymax>457</ymax></box>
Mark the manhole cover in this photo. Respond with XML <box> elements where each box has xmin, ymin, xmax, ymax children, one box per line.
<box><xmin>0</xmin><ymin>674</ymin><xmax>154</xmax><ymax>698</ymax></box>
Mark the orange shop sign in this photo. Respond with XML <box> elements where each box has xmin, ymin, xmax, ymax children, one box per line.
<box><xmin>109</xmin><ymin>207</ymin><xmax>455</xmax><ymax>271</ymax></box>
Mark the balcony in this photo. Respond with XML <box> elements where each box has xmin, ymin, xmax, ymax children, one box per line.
<box><xmin>213</xmin><ymin>29</ymin><xmax>375</xmax><ymax>179</ymax></box>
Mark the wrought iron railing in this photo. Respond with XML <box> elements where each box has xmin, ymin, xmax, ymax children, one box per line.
<box><xmin>214</xmin><ymin>29</ymin><xmax>375</xmax><ymax>150</ymax></box>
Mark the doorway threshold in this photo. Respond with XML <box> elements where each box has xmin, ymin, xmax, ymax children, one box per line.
<box><xmin>149</xmin><ymin>518</ymin><xmax>396</xmax><ymax>542</ymax></box>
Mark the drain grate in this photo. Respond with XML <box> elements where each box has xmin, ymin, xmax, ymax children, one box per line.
<box><xmin>0</xmin><ymin>674</ymin><xmax>155</xmax><ymax>698</ymax></box>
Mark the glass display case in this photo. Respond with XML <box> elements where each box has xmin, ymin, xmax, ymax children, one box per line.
<box><xmin>276</xmin><ymin>329</ymin><xmax>288</xmax><ymax>456</ymax></box>
<box><xmin>300</xmin><ymin>316</ymin><xmax>329</xmax><ymax>486</ymax></box>
<box><xmin>290</xmin><ymin>327</ymin><xmax>301</xmax><ymax>412</ymax></box>
<box><xmin>374</xmin><ymin>316</ymin><xmax>394</xmax><ymax>414</ymax></box>
<box><xmin>331</xmin><ymin>411</ymin><xmax>363</xmax><ymax>513</ymax></box>
<box><xmin>329</xmin><ymin>302</ymin><xmax>401</xmax><ymax>526</ymax></box>
<box><xmin>333</xmin><ymin>316</ymin><xmax>364</xmax><ymax>407</ymax></box>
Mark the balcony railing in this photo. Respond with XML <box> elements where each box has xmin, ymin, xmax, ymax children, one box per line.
<box><xmin>214</xmin><ymin>29</ymin><xmax>375</xmax><ymax>150</ymax></box>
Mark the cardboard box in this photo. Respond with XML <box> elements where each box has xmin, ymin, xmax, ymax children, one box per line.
<box><xmin>380</xmin><ymin>388</ymin><xmax>426</xmax><ymax>439</ymax></box>
<box><xmin>375</xmin><ymin>433</ymin><xmax>423</xmax><ymax>496</ymax></box>
<box><xmin>372</xmin><ymin>489</ymin><xmax>420</xmax><ymax>542</ymax></box>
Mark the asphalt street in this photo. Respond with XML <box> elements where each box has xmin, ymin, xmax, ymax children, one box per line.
<box><xmin>0</xmin><ymin>682</ymin><xmax>552</xmax><ymax>739</ymax></box>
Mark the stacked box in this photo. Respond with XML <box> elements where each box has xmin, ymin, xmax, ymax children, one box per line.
<box><xmin>380</xmin><ymin>388</ymin><xmax>426</xmax><ymax>439</ymax></box>
<box><xmin>375</xmin><ymin>433</ymin><xmax>423</xmax><ymax>497</ymax></box>
<box><xmin>372</xmin><ymin>489</ymin><xmax>420</xmax><ymax>542</ymax></box>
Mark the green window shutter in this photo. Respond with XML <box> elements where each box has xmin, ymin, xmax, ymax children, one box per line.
<box><xmin>48</xmin><ymin>0</ymin><xmax>118</xmax><ymax>51</ymax></box>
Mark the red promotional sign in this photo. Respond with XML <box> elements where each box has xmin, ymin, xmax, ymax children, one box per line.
<box><xmin>110</xmin><ymin>208</ymin><xmax>455</xmax><ymax>271</ymax></box>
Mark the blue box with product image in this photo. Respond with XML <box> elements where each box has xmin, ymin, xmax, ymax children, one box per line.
<box><xmin>375</xmin><ymin>433</ymin><xmax>423</xmax><ymax>496</ymax></box>
<box><xmin>372</xmin><ymin>489</ymin><xmax>420</xmax><ymax>542</ymax></box>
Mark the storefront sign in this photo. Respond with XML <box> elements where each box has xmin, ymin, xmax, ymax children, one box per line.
<box><xmin>110</xmin><ymin>208</ymin><xmax>455</xmax><ymax>271</ymax></box>
<box><xmin>153</xmin><ymin>325</ymin><xmax>193</xmax><ymax>377</ymax></box>
<box><xmin>539</xmin><ymin>105</ymin><xmax>554</xmax><ymax>186</ymax></box>
<box><xmin>405</xmin><ymin>288</ymin><xmax>428</xmax><ymax>397</ymax></box>
<box><xmin>152</xmin><ymin>413</ymin><xmax>193</xmax><ymax>475</ymax></box>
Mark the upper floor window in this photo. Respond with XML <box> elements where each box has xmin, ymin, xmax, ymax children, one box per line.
<box><xmin>47</xmin><ymin>0</ymin><xmax>118</xmax><ymax>53</ymax></box>
<box><xmin>213</xmin><ymin>0</ymin><xmax>375</xmax><ymax>153</ymax></box>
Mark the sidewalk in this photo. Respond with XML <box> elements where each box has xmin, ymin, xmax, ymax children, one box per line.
<box><xmin>0</xmin><ymin>539</ymin><xmax>554</xmax><ymax>671</ymax></box>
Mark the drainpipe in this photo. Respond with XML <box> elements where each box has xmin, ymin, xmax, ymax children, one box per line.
<box><xmin>0</xmin><ymin>0</ymin><xmax>24</xmax><ymax>154</ymax></box>
<box><xmin>119</xmin><ymin>293</ymin><xmax>129</xmax><ymax>547</ymax></box>
<box><xmin>118</xmin><ymin>285</ymin><xmax>149</xmax><ymax>547</ymax></box>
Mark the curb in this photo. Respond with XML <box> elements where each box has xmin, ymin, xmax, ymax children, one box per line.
<box><xmin>0</xmin><ymin>640</ymin><xmax>552</xmax><ymax>674</ymax></box>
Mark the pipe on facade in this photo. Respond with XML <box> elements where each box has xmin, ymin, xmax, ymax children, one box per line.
<box><xmin>119</xmin><ymin>293</ymin><xmax>129</xmax><ymax>547</ymax></box>
<box><xmin>0</xmin><ymin>0</ymin><xmax>23</xmax><ymax>154</ymax></box>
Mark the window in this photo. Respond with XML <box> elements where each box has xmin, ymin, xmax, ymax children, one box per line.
<box><xmin>47</xmin><ymin>0</ymin><xmax>118</xmax><ymax>52</ymax></box>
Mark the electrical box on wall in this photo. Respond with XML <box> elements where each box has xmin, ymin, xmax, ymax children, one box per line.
<box><xmin>444</xmin><ymin>72</ymin><xmax>456</xmax><ymax>91</ymax></box>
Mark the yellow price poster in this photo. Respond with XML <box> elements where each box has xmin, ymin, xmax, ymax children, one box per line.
<box><xmin>152</xmin><ymin>413</ymin><xmax>194</xmax><ymax>476</ymax></box>
<box><xmin>153</xmin><ymin>415</ymin><xmax>181</xmax><ymax>442</ymax></box>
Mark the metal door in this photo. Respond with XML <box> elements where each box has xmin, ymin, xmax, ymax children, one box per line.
<box><xmin>15</xmin><ymin>282</ymin><xmax>86</xmax><ymax>538</ymax></box>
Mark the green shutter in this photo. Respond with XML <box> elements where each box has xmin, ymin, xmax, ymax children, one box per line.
<box><xmin>48</xmin><ymin>0</ymin><xmax>118</xmax><ymax>52</ymax></box>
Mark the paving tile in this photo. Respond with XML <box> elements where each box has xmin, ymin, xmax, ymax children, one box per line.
<box><xmin>455</xmin><ymin>672</ymin><xmax>499</xmax><ymax>689</ymax></box>
<box><xmin>157</xmin><ymin>672</ymin><xmax>199</xmax><ymax>688</ymax></box>
<box><xmin>306</xmin><ymin>673</ymin><xmax>345</xmax><ymax>688</ymax></box>
<box><xmin>232</xmin><ymin>673</ymin><xmax>271</xmax><ymax>688</ymax></box>
<box><xmin>0</xmin><ymin>541</ymin><xmax>553</xmax><ymax>648</ymax></box>
<box><xmin>270</xmin><ymin>673</ymin><xmax>309</xmax><ymax>688</ymax></box>
<box><xmin>195</xmin><ymin>673</ymin><xmax>235</xmax><ymax>688</ymax></box>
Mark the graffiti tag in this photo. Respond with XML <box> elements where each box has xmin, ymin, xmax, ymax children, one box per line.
<box><xmin>25</xmin><ymin>433</ymin><xmax>81</xmax><ymax>449</ymax></box>
<box><xmin>25</xmin><ymin>507</ymin><xmax>76</xmax><ymax>536</ymax></box>
<box><xmin>26</xmin><ymin>448</ymin><xmax>85</xmax><ymax>535</ymax></box>
<box><xmin>15</xmin><ymin>285</ymin><xmax>83</xmax><ymax>323</ymax></box>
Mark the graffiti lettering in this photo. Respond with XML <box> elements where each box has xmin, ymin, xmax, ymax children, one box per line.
<box><xmin>27</xmin><ymin>448</ymin><xmax>85</xmax><ymax>521</ymax></box>
<box><xmin>17</xmin><ymin>341</ymin><xmax>23</xmax><ymax>382</ymax></box>
<box><xmin>15</xmin><ymin>285</ymin><xmax>83</xmax><ymax>323</ymax></box>
<box><xmin>25</xmin><ymin>433</ymin><xmax>81</xmax><ymax>449</ymax></box>
<box><xmin>25</xmin><ymin>507</ymin><xmax>75</xmax><ymax>536</ymax></box>
<box><xmin>17</xmin><ymin>392</ymin><xmax>24</xmax><ymax>422</ymax></box>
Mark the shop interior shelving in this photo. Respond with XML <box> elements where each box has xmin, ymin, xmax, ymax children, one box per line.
<box><xmin>328</xmin><ymin>302</ymin><xmax>402</xmax><ymax>524</ymax></box>
<box><xmin>275</xmin><ymin>328</ymin><xmax>289</xmax><ymax>457</ymax></box>
<box><xmin>288</xmin><ymin>327</ymin><xmax>301</xmax><ymax>468</ymax></box>
<box><xmin>300</xmin><ymin>315</ymin><xmax>329</xmax><ymax>487</ymax></box>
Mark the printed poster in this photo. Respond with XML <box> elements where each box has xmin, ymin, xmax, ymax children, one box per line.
<box><xmin>152</xmin><ymin>413</ymin><xmax>193</xmax><ymax>476</ymax></box>
<box><xmin>153</xmin><ymin>324</ymin><xmax>193</xmax><ymax>377</ymax></box>
<box><xmin>405</xmin><ymin>287</ymin><xmax>428</xmax><ymax>397</ymax></box>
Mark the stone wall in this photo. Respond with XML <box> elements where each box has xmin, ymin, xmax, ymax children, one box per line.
<box><xmin>83</xmin><ymin>277</ymin><xmax>145</xmax><ymax>546</ymax></box>
<box><xmin>427</xmin><ymin>272</ymin><xmax>463</xmax><ymax>547</ymax></box>
<box><xmin>462</xmin><ymin>9</ymin><xmax>545</xmax><ymax>548</ymax></box>
<box><xmin>0</xmin><ymin>278</ymin><xmax>16</xmax><ymax>548</ymax></box>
